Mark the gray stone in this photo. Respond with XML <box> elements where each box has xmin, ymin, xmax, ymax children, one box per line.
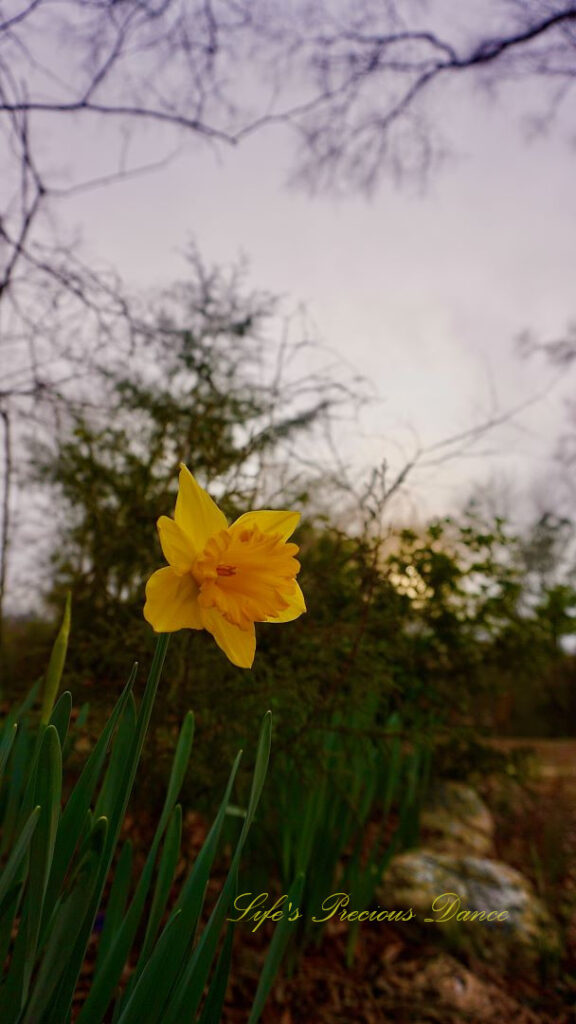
<box><xmin>420</xmin><ymin>781</ymin><xmax>495</xmax><ymax>856</ymax></box>
<box><xmin>378</xmin><ymin>849</ymin><xmax>560</xmax><ymax>963</ymax></box>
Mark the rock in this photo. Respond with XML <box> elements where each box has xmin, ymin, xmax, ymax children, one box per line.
<box><xmin>378</xmin><ymin>850</ymin><xmax>560</xmax><ymax>964</ymax></box>
<box><xmin>420</xmin><ymin>781</ymin><xmax>495</xmax><ymax>856</ymax></box>
<box><xmin>410</xmin><ymin>953</ymin><xmax>543</xmax><ymax>1022</ymax></box>
<box><xmin>418</xmin><ymin>953</ymin><xmax>496</xmax><ymax>1016</ymax></box>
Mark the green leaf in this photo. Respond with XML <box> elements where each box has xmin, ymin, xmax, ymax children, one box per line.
<box><xmin>23</xmin><ymin>726</ymin><xmax>62</xmax><ymax>994</ymax></box>
<box><xmin>164</xmin><ymin>712</ymin><xmax>272</xmax><ymax>1023</ymax></box>
<box><xmin>78</xmin><ymin>642</ymin><xmax>188</xmax><ymax>1024</ymax></box>
<box><xmin>22</xmin><ymin>817</ymin><xmax>108</xmax><ymax>1024</ymax></box>
<box><xmin>0</xmin><ymin>722</ymin><xmax>35</xmax><ymax>857</ymax></box>
<box><xmin>243</xmin><ymin>711</ymin><xmax>272</xmax><ymax>829</ymax></box>
<box><xmin>119</xmin><ymin>750</ymin><xmax>243</xmax><ymax>1024</ymax></box>
<box><xmin>103</xmin><ymin>635</ymin><xmax>170</xmax><ymax>863</ymax></box>
<box><xmin>40</xmin><ymin>593</ymin><xmax>71</xmax><ymax>725</ymax></box>
<box><xmin>113</xmin><ymin>911</ymin><xmax>184</xmax><ymax>1024</ymax></box>
<box><xmin>94</xmin><ymin>693</ymin><xmax>137</xmax><ymax>822</ymax></box>
<box><xmin>75</xmin><ymin>834</ymin><xmax>160</xmax><ymax>1023</ymax></box>
<box><xmin>95</xmin><ymin>840</ymin><xmax>133</xmax><ymax>974</ymax></box>
<box><xmin>49</xmin><ymin>691</ymin><xmax>72</xmax><ymax>749</ymax></box>
<box><xmin>0</xmin><ymin>886</ymin><xmax>22</xmax><ymax>979</ymax></box>
<box><xmin>10</xmin><ymin>678</ymin><xmax>42</xmax><ymax>719</ymax></box>
<box><xmin>0</xmin><ymin>805</ymin><xmax>40</xmax><ymax>909</ymax></box>
<box><xmin>0</xmin><ymin>721</ymin><xmax>17</xmax><ymax>783</ymax></box>
<box><xmin>44</xmin><ymin>638</ymin><xmax>169</xmax><ymax>1024</ymax></box>
<box><xmin>117</xmin><ymin>801</ymin><xmax>184</xmax><ymax>1017</ymax></box>
<box><xmin>198</xmin><ymin>921</ymin><xmax>236</xmax><ymax>1024</ymax></box>
<box><xmin>247</xmin><ymin>872</ymin><xmax>305</xmax><ymax>1024</ymax></box>
<box><xmin>159</xmin><ymin>711</ymin><xmax>194</xmax><ymax>835</ymax></box>
<box><xmin>43</xmin><ymin>666</ymin><xmax>136</xmax><ymax>920</ymax></box>
<box><xmin>0</xmin><ymin>728</ymin><xmax>62</xmax><ymax>1018</ymax></box>
<box><xmin>140</xmin><ymin>804</ymin><xmax>182</xmax><ymax>963</ymax></box>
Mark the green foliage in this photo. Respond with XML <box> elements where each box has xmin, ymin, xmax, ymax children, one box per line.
<box><xmin>0</xmin><ymin>628</ymin><xmax>285</xmax><ymax>1023</ymax></box>
<box><xmin>28</xmin><ymin>254</ymin><xmax>332</xmax><ymax>695</ymax></box>
<box><xmin>19</xmin><ymin>255</ymin><xmax>576</xmax><ymax>817</ymax></box>
<box><xmin>6</xmin><ymin>464</ymin><xmax>575</xmax><ymax>1019</ymax></box>
<box><xmin>382</xmin><ymin>508</ymin><xmax>576</xmax><ymax>735</ymax></box>
<box><xmin>40</xmin><ymin>593</ymin><xmax>71</xmax><ymax>725</ymax></box>
<box><xmin>244</xmin><ymin>704</ymin><xmax>432</xmax><ymax>968</ymax></box>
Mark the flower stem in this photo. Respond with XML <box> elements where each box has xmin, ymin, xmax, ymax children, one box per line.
<box><xmin>106</xmin><ymin>632</ymin><xmax>171</xmax><ymax>857</ymax></box>
<box><xmin>135</xmin><ymin>633</ymin><xmax>171</xmax><ymax>757</ymax></box>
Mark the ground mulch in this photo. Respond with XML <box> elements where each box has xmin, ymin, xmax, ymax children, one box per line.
<box><xmin>219</xmin><ymin>738</ymin><xmax>576</xmax><ymax>1023</ymax></box>
<box><xmin>68</xmin><ymin>739</ymin><xmax>576</xmax><ymax>1022</ymax></box>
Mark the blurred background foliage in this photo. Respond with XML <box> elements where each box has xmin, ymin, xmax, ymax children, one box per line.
<box><xmin>2</xmin><ymin>251</ymin><xmax>576</xmax><ymax>886</ymax></box>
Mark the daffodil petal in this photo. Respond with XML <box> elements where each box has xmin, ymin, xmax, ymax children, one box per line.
<box><xmin>265</xmin><ymin>582</ymin><xmax>307</xmax><ymax>623</ymax></box>
<box><xmin>200</xmin><ymin>607</ymin><xmax>256</xmax><ymax>668</ymax></box>
<box><xmin>175</xmin><ymin>464</ymin><xmax>228</xmax><ymax>551</ymax></box>
<box><xmin>231</xmin><ymin>509</ymin><xmax>300</xmax><ymax>542</ymax></box>
<box><xmin>144</xmin><ymin>566</ymin><xmax>203</xmax><ymax>631</ymax></box>
<box><xmin>157</xmin><ymin>516</ymin><xmax>195</xmax><ymax>573</ymax></box>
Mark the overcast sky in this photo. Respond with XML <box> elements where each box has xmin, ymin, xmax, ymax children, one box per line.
<box><xmin>46</xmin><ymin>64</ymin><xmax>574</xmax><ymax>524</ymax></box>
<box><xmin>3</xmin><ymin>5</ymin><xmax>576</xmax><ymax>617</ymax></box>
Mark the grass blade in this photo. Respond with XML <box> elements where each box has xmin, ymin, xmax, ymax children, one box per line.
<box><xmin>0</xmin><ymin>805</ymin><xmax>40</xmax><ymax>908</ymax></box>
<box><xmin>198</xmin><ymin>921</ymin><xmax>236</xmax><ymax>1024</ymax></box>
<box><xmin>44</xmin><ymin>667</ymin><xmax>136</xmax><ymax>918</ymax></box>
<box><xmin>94</xmin><ymin>840</ymin><xmax>133</xmax><ymax>973</ymax></box>
<box><xmin>40</xmin><ymin>593</ymin><xmax>71</xmax><ymax>726</ymax></box>
<box><xmin>49</xmin><ymin>691</ymin><xmax>72</xmax><ymax>749</ymax></box>
<box><xmin>164</xmin><ymin>712</ymin><xmax>272</xmax><ymax>1023</ymax></box>
<box><xmin>140</xmin><ymin>804</ymin><xmax>182</xmax><ymax>963</ymax></box>
<box><xmin>22</xmin><ymin>817</ymin><xmax>108</xmax><ymax>1024</ymax></box>
<box><xmin>247</xmin><ymin>872</ymin><xmax>305</xmax><ymax>1024</ymax></box>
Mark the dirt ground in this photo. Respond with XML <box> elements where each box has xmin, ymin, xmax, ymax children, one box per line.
<box><xmin>220</xmin><ymin>739</ymin><xmax>576</xmax><ymax>1024</ymax></box>
<box><xmin>67</xmin><ymin>738</ymin><xmax>576</xmax><ymax>1022</ymax></box>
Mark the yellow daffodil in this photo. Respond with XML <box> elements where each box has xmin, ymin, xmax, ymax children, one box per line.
<box><xmin>144</xmin><ymin>464</ymin><xmax>306</xmax><ymax>668</ymax></box>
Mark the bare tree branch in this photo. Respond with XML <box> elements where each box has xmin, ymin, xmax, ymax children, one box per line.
<box><xmin>1</xmin><ymin>0</ymin><xmax>576</xmax><ymax>629</ymax></box>
<box><xmin>0</xmin><ymin>405</ymin><xmax>12</xmax><ymax>671</ymax></box>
